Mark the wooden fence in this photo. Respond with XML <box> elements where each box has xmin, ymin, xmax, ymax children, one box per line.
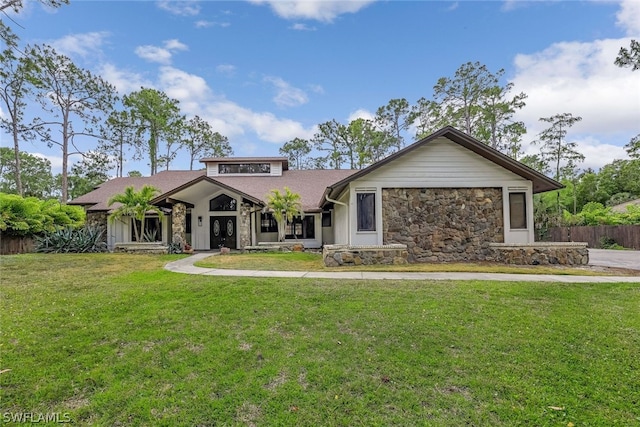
<box><xmin>0</xmin><ymin>235</ymin><xmax>35</xmax><ymax>255</ymax></box>
<box><xmin>547</xmin><ymin>225</ymin><xmax>640</xmax><ymax>250</ymax></box>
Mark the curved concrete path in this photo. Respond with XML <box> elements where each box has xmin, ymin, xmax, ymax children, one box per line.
<box><xmin>165</xmin><ymin>252</ymin><xmax>640</xmax><ymax>283</ymax></box>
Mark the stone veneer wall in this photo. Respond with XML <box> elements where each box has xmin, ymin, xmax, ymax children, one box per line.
<box><xmin>323</xmin><ymin>244</ymin><xmax>408</xmax><ymax>267</ymax></box>
<box><xmin>238</xmin><ymin>203</ymin><xmax>252</xmax><ymax>249</ymax></box>
<box><xmin>86</xmin><ymin>211</ymin><xmax>108</xmax><ymax>244</ymax></box>
<box><xmin>171</xmin><ymin>203</ymin><xmax>186</xmax><ymax>247</ymax></box>
<box><xmin>489</xmin><ymin>243</ymin><xmax>589</xmax><ymax>265</ymax></box>
<box><xmin>382</xmin><ymin>188</ymin><xmax>503</xmax><ymax>263</ymax></box>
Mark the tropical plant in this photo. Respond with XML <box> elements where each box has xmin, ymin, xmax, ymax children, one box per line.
<box><xmin>35</xmin><ymin>225</ymin><xmax>107</xmax><ymax>253</ymax></box>
<box><xmin>265</xmin><ymin>187</ymin><xmax>303</xmax><ymax>242</ymax></box>
<box><xmin>0</xmin><ymin>193</ymin><xmax>84</xmax><ymax>236</ymax></box>
<box><xmin>107</xmin><ymin>185</ymin><xmax>163</xmax><ymax>242</ymax></box>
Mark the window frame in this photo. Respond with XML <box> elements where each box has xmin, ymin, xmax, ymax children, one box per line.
<box><xmin>356</xmin><ymin>192</ymin><xmax>376</xmax><ymax>232</ymax></box>
<box><xmin>508</xmin><ymin>192</ymin><xmax>527</xmax><ymax>230</ymax></box>
<box><xmin>260</xmin><ymin>212</ymin><xmax>278</xmax><ymax>233</ymax></box>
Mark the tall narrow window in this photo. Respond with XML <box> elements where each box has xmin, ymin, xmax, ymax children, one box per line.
<box><xmin>509</xmin><ymin>192</ymin><xmax>527</xmax><ymax>229</ymax></box>
<box><xmin>357</xmin><ymin>193</ymin><xmax>376</xmax><ymax>232</ymax></box>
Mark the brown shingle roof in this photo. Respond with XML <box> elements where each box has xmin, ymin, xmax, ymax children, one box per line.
<box><xmin>69</xmin><ymin>170</ymin><xmax>205</xmax><ymax>211</ymax></box>
<box><xmin>69</xmin><ymin>169</ymin><xmax>358</xmax><ymax>212</ymax></box>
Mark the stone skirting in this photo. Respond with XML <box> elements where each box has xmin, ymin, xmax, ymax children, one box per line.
<box><xmin>243</xmin><ymin>242</ymin><xmax>304</xmax><ymax>253</ymax></box>
<box><xmin>114</xmin><ymin>242</ymin><xmax>168</xmax><ymax>254</ymax></box>
<box><xmin>489</xmin><ymin>242</ymin><xmax>589</xmax><ymax>265</ymax></box>
<box><xmin>323</xmin><ymin>244</ymin><xmax>408</xmax><ymax>267</ymax></box>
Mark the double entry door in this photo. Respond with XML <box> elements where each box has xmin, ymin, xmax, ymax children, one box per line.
<box><xmin>210</xmin><ymin>216</ymin><xmax>236</xmax><ymax>250</ymax></box>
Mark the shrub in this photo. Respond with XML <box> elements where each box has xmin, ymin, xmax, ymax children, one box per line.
<box><xmin>35</xmin><ymin>225</ymin><xmax>107</xmax><ymax>253</ymax></box>
<box><xmin>0</xmin><ymin>193</ymin><xmax>85</xmax><ymax>236</ymax></box>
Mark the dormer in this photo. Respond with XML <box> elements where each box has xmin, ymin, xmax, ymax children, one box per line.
<box><xmin>200</xmin><ymin>157</ymin><xmax>289</xmax><ymax>177</ymax></box>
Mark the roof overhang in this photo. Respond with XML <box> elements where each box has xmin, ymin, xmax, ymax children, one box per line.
<box><xmin>320</xmin><ymin>126</ymin><xmax>563</xmax><ymax>206</ymax></box>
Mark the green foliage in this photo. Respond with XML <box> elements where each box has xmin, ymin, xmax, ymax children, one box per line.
<box><xmin>614</xmin><ymin>39</ymin><xmax>640</xmax><ymax>71</ymax></box>
<box><xmin>564</xmin><ymin>202</ymin><xmax>640</xmax><ymax>226</ymax></box>
<box><xmin>0</xmin><ymin>147</ymin><xmax>54</xmax><ymax>198</ymax></box>
<box><xmin>0</xmin><ymin>193</ymin><xmax>84</xmax><ymax>236</ymax></box>
<box><xmin>181</xmin><ymin>115</ymin><xmax>232</xmax><ymax>170</ymax></box>
<box><xmin>107</xmin><ymin>185</ymin><xmax>163</xmax><ymax>242</ymax></box>
<box><xmin>34</xmin><ymin>225</ymin><xmax>107</xmax><ymax>253</ymax></box>
<box><xmin>265</xmin><ymin>187</ymin><xmax>303</xmax><ymax>242</ymax></box>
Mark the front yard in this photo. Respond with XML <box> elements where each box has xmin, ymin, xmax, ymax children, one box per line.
<box><xmin>1</xmin><ymin>253</ymin><xmax>639</xmax><ymax>425</ymax></box>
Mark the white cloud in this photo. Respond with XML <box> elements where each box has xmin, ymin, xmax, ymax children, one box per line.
<box><xmin>164</xmin><ymin>39</ymin><xmax>188</xmax><ymax>51</ymax></box>
<box><xmin>99</xmin><ymin>63</ymin><xmax>153</xmax><ymax>95</ymax></box>
<box><xmin>512</xmin><ymin>38</ymin><xmax>640</xmax><ymax>139</ymax></box>
<box><xmin>290</xmin><ymin>23</ymin><xmax>316</xmax><ymax>31</ymax></box>
<box><xmin>157</xmin><ymin>0</ymin><xmax>200</xmax><ymax>16</ymax></box>
<box><xmin>264</xmin><ymin>76</ymin><xmax>309</xmax><ymax>107</ymax></box>
<box><xmin>134</xmin><ymin>39</ymin><xmax>189</xmax><ymax>64</ymax></box>
<box><xmin>152</xmin><ymin>67</ymin><xmax>315</xmax><ymax>143</ymax></box>
<box><xmin>216</xmin><ymin>64</ymin><xmax>237</xmax><ymax>76</ymax></box>
<box><xmin>248</xmin><ymin>0</ymin><xmax>376</xmax><ymax>23</ymax></box>
<box><xmin>50</xmin><ymin>32</ymin><xmax>109</xmax><ymax>58</ymax></box>
<box><xmin>159</xmin><ymin>66</ymin><xmax>212</xmax><ymax>113</ymax></box>
<box><xmin>135</xmin><ymin>45</ymin><xmax>173</xmax><ymax>65</ymax></box>
<box><xmin>195</xmin><ymin>20</ymin><xmax>231</xmax><ymax>28</ymax></box>
<box><xmin>348</xmin><ymin>109</ymin><xmax>374</xmax><ymax>122</ymax></box>
<box><xmin>616</xmin><ymin>0</ymin><xmax>640</xmax><ymax>35</ymax></box>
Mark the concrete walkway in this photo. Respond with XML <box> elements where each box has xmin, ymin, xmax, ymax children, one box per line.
<box><xmin>165</xmin><ymin>252</ymin><xmax>640</xmax><ymax>283</ymax></box>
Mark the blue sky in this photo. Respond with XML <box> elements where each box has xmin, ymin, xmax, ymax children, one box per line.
<box><xmin>2</xmin><ymin>0</ymin><xmax>639</xmax><ymax>176</ymax></box>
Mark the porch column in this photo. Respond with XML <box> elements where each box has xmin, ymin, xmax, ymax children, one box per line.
<box><xmin>171</xmin><ymin>202</ymin><xmax>187</xmax><ymax>248</ymax></box>
<box><xmin>238</xmin><ymin>202</ymin><xmax>252</xmax><ymax>249</ymax></box>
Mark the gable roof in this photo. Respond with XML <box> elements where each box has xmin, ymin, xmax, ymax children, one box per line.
<box><xmin>321</xmin><ymin>126</ymin><xmax>563</xmax><ymax>205</ymax></box>
<box><xmin>70</xmin><ymin>168</ymin><xmax>358</xmax><ymax>212</ymax></box>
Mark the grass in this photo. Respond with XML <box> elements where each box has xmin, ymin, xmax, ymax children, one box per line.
<box><xmin>193</xmin><ymin>251</ymin><xmax>632</xmax><ymax>276</ymax></box>
<box><xmin>1</xmin><ymin>253</ymin><xmax>639</xmax><ymax>426</ymax></box>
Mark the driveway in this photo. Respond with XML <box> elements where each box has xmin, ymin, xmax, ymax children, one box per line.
<box><xmin>589</xmin><ymin>249</ymin><xmax>640</xmax><ymax>270</ymax></box>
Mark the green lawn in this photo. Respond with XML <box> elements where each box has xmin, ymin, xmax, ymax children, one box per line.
<box><xmin>1</xmin><ymin>253</ymin><xmax>639</xmax><ymax>426</ymax></box>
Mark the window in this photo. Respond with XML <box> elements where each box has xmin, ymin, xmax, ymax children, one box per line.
<box><xmin>286</xmin><ymin>215</ymin><xmax>315</xmax><ymax>239</ymax></box>
<box><xmin>186</xmin><ymin>213</ymin><xmax>192</xmax><ymax>234</ymax></box>
<box><xmin>322</xmin><ymin>211</ymin><xmax>332</xmax><ymax>227</ymax></box>
<box><xmin>509</xmin><ymin>192</ymin><xmax>527</xmax><ymax>229</ymax></box>
<box><xmin>209</xmin><ymin>194</ymin><xmax>237</xmax><ymax>211</ymax></box>
<box><xmin>357</xmin><ymin>193</ymin><xmax>376</xmax><ymax>232</ymax></box>
<box><xmin>131</xmin><ymin>217</ymin><xmax>162</xmax><ymax>242</ymax></box>
<box><xmin>218</xmin><ymin>163</ymin><xmax>271</xmax><ymax>174</ymax></box>
<box><xmin>260</xmin><ymin>213</ymin><xmax>278</xmax><ymax>233</ymax></box>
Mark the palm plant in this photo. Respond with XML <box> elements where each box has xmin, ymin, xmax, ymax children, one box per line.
<box><xmin>265</xmin><ymin>187</ymin><xmax>303</xmax><ymax>242</ymax></box>
<box><xmin>108</xmin><ymin>185</ymin><xmax>163</xmax><ymax>242</ymax></box>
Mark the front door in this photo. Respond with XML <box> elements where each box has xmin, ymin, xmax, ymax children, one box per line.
<box><xmin>210</xmin><ymin>216</ymin><xmax>236</xmax><ymax>249</ymax></box>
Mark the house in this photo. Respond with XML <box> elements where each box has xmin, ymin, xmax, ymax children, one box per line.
<box><xmin>70</xmin><ymin>127</ymin><xmax>564</xmax><ymax>262</ymax></box>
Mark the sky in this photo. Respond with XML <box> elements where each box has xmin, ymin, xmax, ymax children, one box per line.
<box><xmin>2</xmin><ymin>0</ymin><xmax>639</xmax><ymax>176</ymax></box>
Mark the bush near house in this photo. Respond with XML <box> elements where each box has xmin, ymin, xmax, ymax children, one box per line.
<box><xmin>0</xmin><ymin>193</ymin><xmax>88</xmax><ymax>254</ymax></box>
<box><xmin>0</xmin><ymin>193</ymin><xmax>85</xmax><ymax>236</ymax></box>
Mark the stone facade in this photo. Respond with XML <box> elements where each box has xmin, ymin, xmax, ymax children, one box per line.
<box><xmin>489</xmin><ymin>243</ymin><xmax>589</xmax><ymax>265</ymax></box>
<box><xmin>171</xmin><ymin>203</ymin><xmax>187</xmax><ymax>248</ymax></box>
<box><xmin>113</xmin><ymin>242</ymin><xmax>168</xmax><ymax>254</ymax></box>
<box><xmin>244</xmin><ymin>242</ymin><xmax>304</xmax><ymax>253</ymax></box>
<box><xmin>382</xmin><ymin>188</ymin><xmax>503</xmax><ymax>263</ymax></box>
<box><xmin>323</xmin><ymin>244</ymin><xmax>408</xmax><ymax>267</ymax></box>
<box><xmin>238</xmin><ymin>203</ymin><xmax>252</xmax><ymax>249</ymax></box>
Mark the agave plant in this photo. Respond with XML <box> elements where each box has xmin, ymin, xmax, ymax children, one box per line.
<box><xmin>35</xmin><ymin>225</ymin><xmax>108</xmax><ymax>253</ymax></box>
